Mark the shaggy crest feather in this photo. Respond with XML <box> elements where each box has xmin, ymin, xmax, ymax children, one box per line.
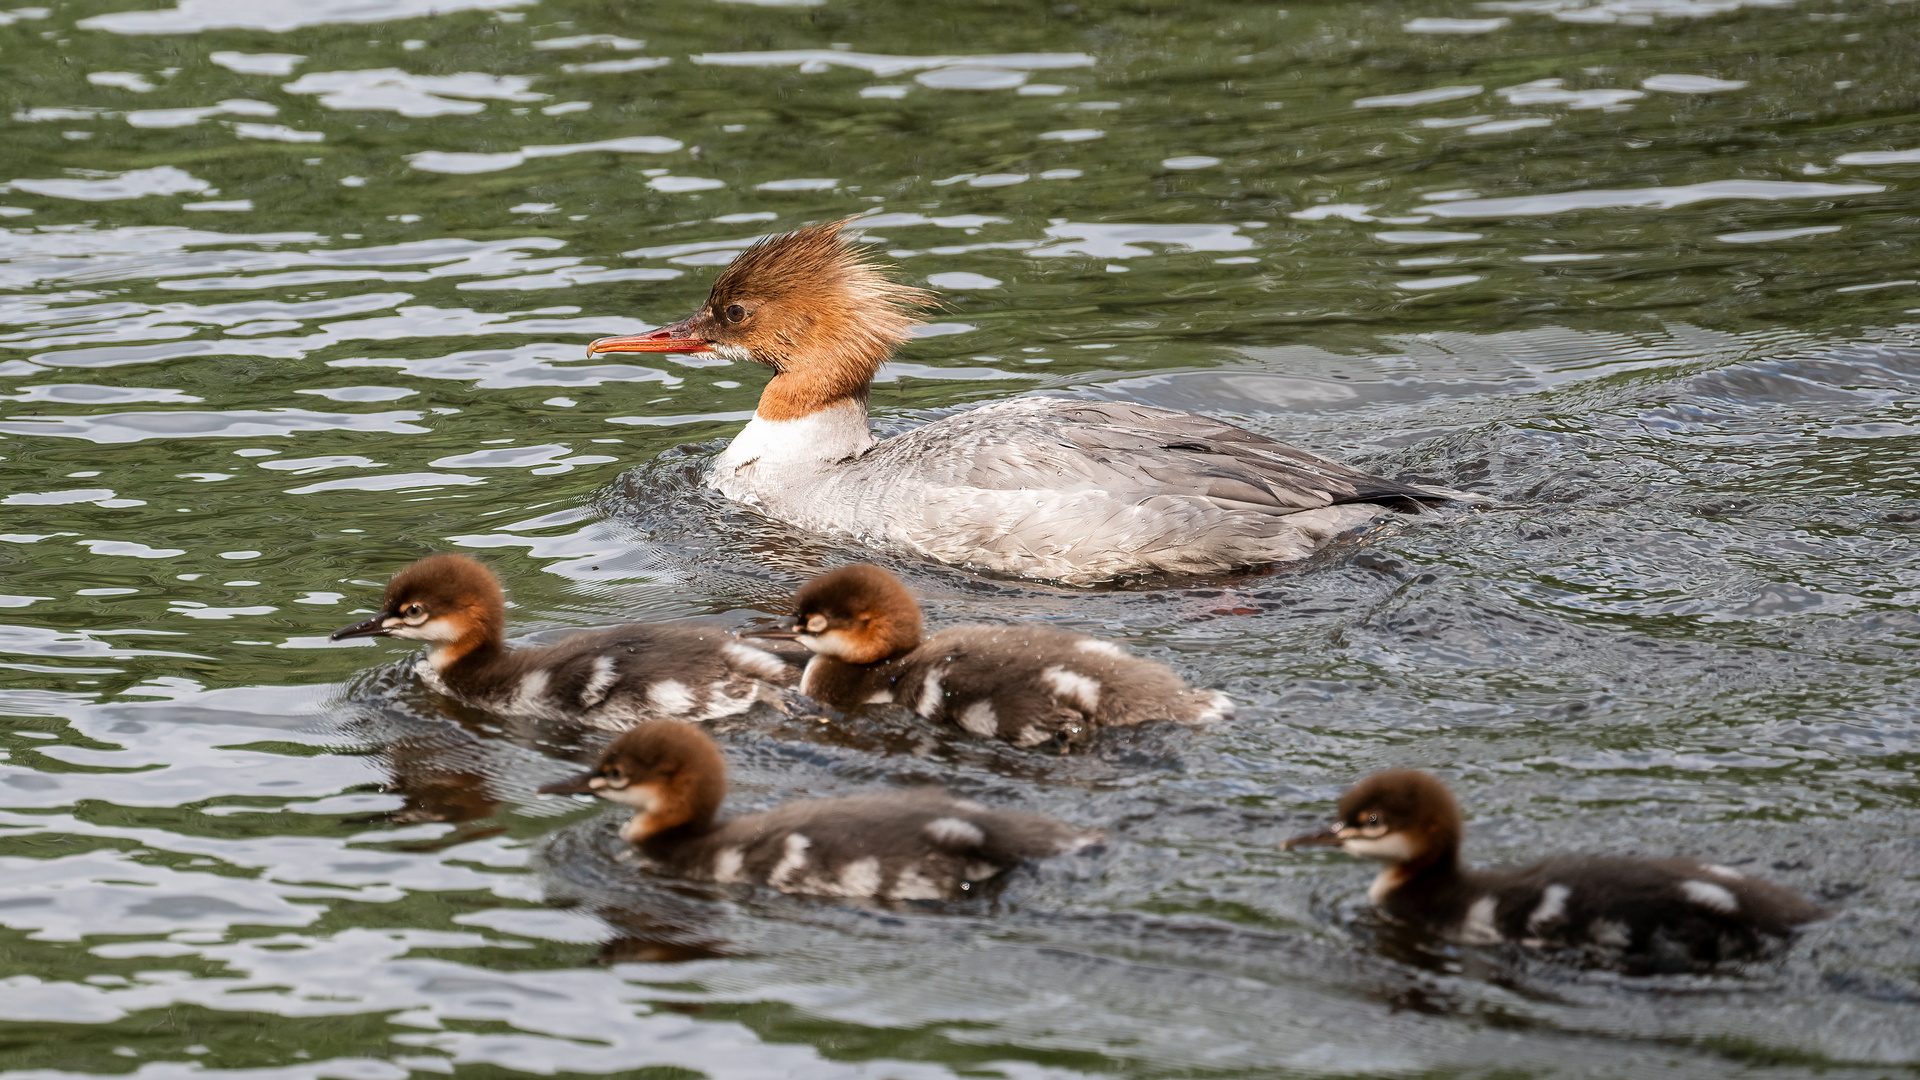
<box><xmin>708</xmin><ymin>220</ymin><xmax>934</xmax><ymax>417</ymax></box>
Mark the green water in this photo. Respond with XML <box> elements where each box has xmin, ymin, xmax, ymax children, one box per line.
<box><xmin>2</xmin><ymin>0</ymin><xmax>1918</xmax><ymax>1076</ymax></box>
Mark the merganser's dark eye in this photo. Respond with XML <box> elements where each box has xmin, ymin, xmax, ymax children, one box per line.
<box><xmin>804</xmin><ymin>614</ymin><xmax>829</xmax><ymax>634</ymax></box>
<box><xmin>400</xmin><ymin>602</ymin><xmax>428</xmax><ymax>624</ymax></box>
<box><xmin>1364</xmin><ymin>812</ymin><xmax>1380</xmax><ymax>826</ymax></box>
<box><xmin>723</xmin><ymin>303</ymin><xmax>748</xmax><ymax>324</ymax></box>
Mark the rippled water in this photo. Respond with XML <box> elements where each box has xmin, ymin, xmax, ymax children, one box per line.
<box><xmin>3</xmin><ymin>0</ymin><xmax>1919</xmax><ymax>1075</ymax></box>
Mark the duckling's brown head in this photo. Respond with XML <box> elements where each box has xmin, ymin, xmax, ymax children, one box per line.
<box><xmin>330</xmin><ymin>554</ymin><xmax>506</xmax><ymax>667</ymax></box>
<box><xmin>783</xmin><ymin>563</ymin><xmax>924</xmax><ymax>665</ymax></box>
<box><xmin>586</xmin><ymin>220</ymin><xmax>934</xmax><ymax>420</ymax></box>
<box><xmin>538</xmin><ymin>722</ymin><xmax>727</xmax><ymax>843</ymax></box>
<box><xmin>1284</xmin><ymin>770</ymin><xmax>1463</xmax><ymax>868</ymax></box>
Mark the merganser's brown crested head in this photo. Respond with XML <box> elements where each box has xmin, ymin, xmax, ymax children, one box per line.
<box><xmin>1284</xmin><ymin>770</ymin><xmax>1464</xmax><ymax>870</ymax></box>
<box><xmin>585</xmin><ymin>220</ymin><xmax>934</xmax><ymax>420</ymax></box>
<box><xmin>757</xmin><ymin>563</ymin><xmax>925</xmax><ymax>665</ymax></box>
<box><xmin>537</xmin><ymin>721</ymin><xmax>728</xmax><ymax>843</ymax></box>
<box><xmin>330</xmin><ymin>554</ymin><xmax>506</xmax><ymax>668</ymax></box>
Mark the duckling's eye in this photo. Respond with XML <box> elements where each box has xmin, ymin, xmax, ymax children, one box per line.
<box><xmin>805</xmin><ymin>614</ymin><xmax>829</xmax><ymax>634</ymax></box>
<box><xmin>1363</xmin><ymin>812</ymin><xmax>1380</xmax><ymax>826</ymax></box>
<box><xmin>723</xmin><ymin>303</ymin><xmax>748</xmax><ymax>324</ymax></box>
<box><xmin>401</xmin><ymin>603</ymin><xmax>428</xmax><ymax>624</ymax></box>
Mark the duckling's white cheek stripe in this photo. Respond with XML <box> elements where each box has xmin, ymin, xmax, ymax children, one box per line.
<box><xmin>647</xmin><ymin>679</ymin><xmax>695</xmax><ymax>716</ymax></box>
<box><xmin>1460</xmin><ymin>896</ymin><xmax>1504</xmax><ymax>945</ymax></box>
<box><xmin>1342</xmin><ymin>833</ymin><xmax>1415</xmax><ymax>862</ymax></box>
<box><xmin>810</xmin><ymin>630</ymin><xmax>861</xmax><ymax>662</ymax></box>
<box><xmin>397</xmin><ymin>616</ymin><xmax>463</xmax><ymax>645</ymax></box>
<box><xmin>1527</xmin><ymin>884</ymin><xmax>1571</xmax><ymax>932</ymax></box>
<box><xmin>957</xmin><ymin>700</ymin><xmax>998</xmax><ymax>737</ymax></box>
<box><xmin>1041</xmin><ymin>666</ymin><xmax>1101</xmax><ymax>712</ymax></box>
<box><xmin>1680</xmin><ymin>880</ymin><xmax>1739</xmax><ymax>913</ymax></box>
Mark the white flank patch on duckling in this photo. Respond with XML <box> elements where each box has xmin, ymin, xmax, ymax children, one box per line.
<box><xmin>915</xmin><ymin>668</ymin><xmax>946</xmax><ymax>717</ymax></box>
<box><xmin>769</xmin><ymin>833</ymin><xmax>812</xmax><ymax>890</ymax></box>
<box><xmin>964</xmin><ymin>861</ymin><xmax>1003</xmax><ymax>882</ymax></box>
<box><xmin>1075</xmin><ymin>638</ymin><xmax>1128</xmax><ymax>659</ymax></box>
<box><xmin>1193</xmin><ymin>691</ymin><xmax>1235</xmax><ymax>723</ymax></box>
<box><xmin>1701</xmin><ymin>863</ymin><xmax>1746</xmax><ymax>881</ymax></box>
<box><xmin>888</xmin><ymin>865</ymin><xmax>946</xmax><ymax>900</ymax></box>
<box><xmin>1588</xmin><ymin>918</ymin><xmax>1632</xmax><ymax>947</ymax></box>
<box><xmin>647</xmin><ymin>679</ymin><xmax>696</xmax><ymax>716</ymax></box>
<box><xmin>1459</xmin><ymin>895</ymin><xmax>1504</xmax><ymax>944</ymax></box>
<box><xmin>957</xmin><ymin>699</ymin><xmax>998</xmax><ymax>737</ymax></box>
<box><xmin>1527</xmin><ymin>884</ymin><xmax>1571</xmax><ymax>933</ymax></box>
<box><xmin>511</xmin><ymin>670</ymin><xmax>551</xmax><ymax>712</ymax></box>
<box><xmin>1015</xmin><ymin>725</ymin><xmax>1052</xmax><ymax>747</ymax></box>
<box><xmin>1680</xmin><ymin>879</ymin><xmax>1739</xmax><ymax>913</ymax></box>
<box><xmin>578</xmin><ymin>656</ymin><xmax>618</xmax><ymax>708</ymax></box>
<box><xmin>723</xmin><ymin>640</ymin><xmax>792</xmax><ymax>680</ymax></box>
<box><xmin>925</xmin><ymin>816</ymin><xmax>986</xmax><ymax>849</ymax></box>
<box><xmin>712</xmin><ymin>847</ymin><xmax>746</xmax><ymax>883</ymax></box>
<box><xmin>1041</xmin><ymin>666</ymin><xmax>1101</xmax><ymax>712</ymax></box>
<box><xmin>836</xmin><ymin>857</ymin><xmax>882</xmax><ymax>897</ymax></box>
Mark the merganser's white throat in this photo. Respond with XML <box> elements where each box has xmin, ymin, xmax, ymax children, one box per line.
<box><xmin>589</xmin><ymin>220</ymin><xmax>1473</xmax><ymax>585</ymax></box>
<box><xmin>713</xmin><ymin>399</ymin><xmax>874</xmax><ymax>501</ymax></box>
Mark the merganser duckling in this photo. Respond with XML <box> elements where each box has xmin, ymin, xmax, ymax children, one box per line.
<box><xmin>538</xmin><ymin>720</ymin><xmax>1100</xmax><ymax>899</ymax></box>
<box><xmin>758</xmin><ymin>563</ymin><xmax>1231</xmax><ymax>749</ymax></box>
<box><xmin>331</xmin><ymin>554</ymin><xmax>797</xmax><ymax>727</ymax></box>
<box><xmin>587</xmin><ymin>221</ymin><xmax>1467</xmax><ymax>585</ymax></box>
<box><xmin>1285</xmin><ymin>770</ymin><xmax>1828</xmax><ymax>968</ymax></box>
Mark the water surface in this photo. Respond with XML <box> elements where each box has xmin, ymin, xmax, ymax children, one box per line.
<box><xmin>2</xmin><ymin>0</ymin><xmax>1919</xmax><ymax>1076</ymax></box>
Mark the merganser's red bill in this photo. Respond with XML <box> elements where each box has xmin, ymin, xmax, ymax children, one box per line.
<box><xmin>588</xmin><ymin>316</ymin><xmax>710</xmax><ymax>356</ymax></box>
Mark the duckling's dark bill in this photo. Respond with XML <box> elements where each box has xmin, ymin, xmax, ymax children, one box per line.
<box><xmin>330</xmin><ymin>614</ymin><xmax>392</xmax><ymax>641</ymax></box>
<box><xmin>1282</xmin><ymin>827</ymin><xmax>1346</xmax><ymax>850</ymax></box>
<box><xmin>536</xmin><ymin>771</ymin><xmax>598</xmax><ymax>796</ymax></box>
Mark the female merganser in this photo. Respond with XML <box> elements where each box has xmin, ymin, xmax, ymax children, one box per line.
<box><xmin>1285</xmin><ymin>770</ymin><xmax>1827</xmax><ymax>968</ymax></box>
<box><xmin>587</xmin><ymin>221</ymin><xmax>1465</xmax><ymax>585</ymax></box>
<box><xmin>331</xmin><ymin>554</ymin><xmax>797</xmax><ymax>727</ymax></box>
<box><xmin>758</xmin><ymin>563</ymin><xmax>1231</xmax><ymax>749</ymax></box>
<box><xmin>538</xmin><ymin>720</ymin><xmax>1100</xmax><ymax>899</ymax></box>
